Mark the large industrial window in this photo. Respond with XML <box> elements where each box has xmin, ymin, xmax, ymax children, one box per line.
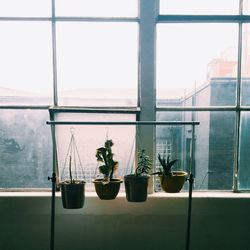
<box><xmin>0</xmin><ymin>0</ymin><xmax>250</xmax><ymax>192</ymax></box>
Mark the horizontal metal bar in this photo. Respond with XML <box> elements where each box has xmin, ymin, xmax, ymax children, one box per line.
<box><xmin>49</xmin><ymin>106</ymin><xmax>140</xmax><ymax>114</ymax></box>
<box><xmin>55</xmin><ymin>16</ymin><xmax>139</xmax><ymax>22</ymax></box>
<box><xmin>1</xmin><ymin>105</ymin><xmax>250</xmax><ymax>112</ymax></box>
<box><xmin>46</xmin><ymin>121</ymin><xmax>200</xmax><ymax>126</ymax></box>
<box><xmin>239</xmin><ymin>106</ymin><xmax>250</xmax><ymax>111</ymax></box>
<box><xmin>0</xmin><ymin>105</ymin><xmax>51</xmax><ymax>110</ymax></box>
<box><xmin>0</xmin><ymin>16</ymin><xmax>138</xmax><ymax>22</ymax></box>
<box><xmin>0</xmin><ymin>17</ymin><xmax>52</xmax><ymax>21</ymax></box>
<box><xmin>158</xmin><ymin>15</ymin><xmax>250</xmax><ymax>23</ymax></box>
<box><xmin>156</xmin><ymin>106</ymin><xmax>238</xmax><ymax>112</ymax></box>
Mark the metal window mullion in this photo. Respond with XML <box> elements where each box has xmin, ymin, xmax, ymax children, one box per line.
<box><xmin>233</xmin><ymin>0</ymin><xmax>244</xmax><ymax>192</ymax></box>
<box><xmin>138</xmin><ymin>0</ymin><xmax>158</xmax><ymax>193</ymax></box>
<box><xmin>54</xmin><ymin>17</ymin><xmax>139</xmax><ymax>22</ymax></box>
<box><xmin>158</xmin><ymin>14</ymin><xmax>250</xmax><ymax>23</ymax></box>
<box><xmin>0</xmin><ymin>17</ymin><xmax>51</xmax><ymax>21</ymax></box>
<box><xmin>51</xmin><ymin>0</ymin><xmax>58</xmax><ymax>106</ymax></box>
<box><xmin>0</xmin><ymin>105</ymin><xmax>50</xmax><ymax>110</ymax></box>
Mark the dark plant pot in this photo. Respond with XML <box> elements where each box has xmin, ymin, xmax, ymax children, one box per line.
<box><xmin>160</xmin><ymin>171</ymin><xmax>188</xmax><ymax>193</ymax></box>
<box><xmin>60</xmin><ymin>181</ymin><xmax>85</xmax><ymax>209</ymax></box>
<box><xmin>93</xmin><ymin>179</ymin><xmax>122</xmax><ymax>200</ymax></box>
<box><xmin>124</xmin><ymin>175</ymin><xmax>150</xmax><ymax>202</ymax></box>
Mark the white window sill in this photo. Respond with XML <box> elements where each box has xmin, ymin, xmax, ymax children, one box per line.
<box><xmin>0</xmin><ymin>190</ymin><xmax>250</xmax><ymax>198</ymax></box>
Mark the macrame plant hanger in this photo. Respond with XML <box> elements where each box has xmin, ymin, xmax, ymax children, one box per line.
<box><xmin>60</xmin><ymin>128</ymin><xmax>85</xmax><ymax>183</ymax></box>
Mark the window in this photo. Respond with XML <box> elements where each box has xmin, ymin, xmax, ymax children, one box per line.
<box><xmin>0</xmin><ymin>22</ymin><xmax>53</xmax><ymax>105</ymax></box>
<box><xmin>1</xmin><ymin>0</ymin><xmax>250</xmax><ymax>192</ymax></box>
<box><xmin>160</xmin><ymin>0</ymin><xmax>239</xmax><ymax>15</ymax></box>
<box><xmin>56</xmin><ymin>22</ymin><xmax>138</xmax><ymax>106</ymax></box>
<box><xmin>55</xmin><ymin>0</ymin><xmax>138</xmax><ymax>17</ymax></box>
<box><xmin>0</xmin><ymin>0</ymin><xmax>51</xmax><ymax>17</ymax></box>
<box><xmin>0</xmin><ymin>110</ymin><xmax>51</xmax><ymax>188</ymax></box>
<box><xmin>156</xmin><ymin>23</ymin><xmax>238</xmax><ymax>105</ymax></box>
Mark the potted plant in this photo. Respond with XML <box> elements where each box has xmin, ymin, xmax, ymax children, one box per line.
<box><xmin>124</xmin><ymin>149</ymin><xmax>152</xmax><ymax>202</ymax></box>
<box><xmin>153</xmin><ymin>154</ymin><xmax>187</xmax><ymax>193</ymax></box>
<box><xmin>60</xmin><ymin>132</ymin><xmax>85</xmax><ymax>209</ymax></box>
<box><xmin>93</xmin><ymin>139</ymin><xmax>122</xmax><ymax>200</ymax></box>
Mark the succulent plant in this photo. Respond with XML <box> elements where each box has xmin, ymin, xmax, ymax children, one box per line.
<box><xmin>96</xmin><ymin>139</ymin><xmax>118</xmax><ymax>180</ymax></box>
<box><xmin>153</xmin><ymin>154</ymin><xmax>178</xmax><ymax>176</ymax></box>
<box><xmin>135</xmin><ymin>149</ymin><xmax>152</xmax><ymax>176</ymax></box>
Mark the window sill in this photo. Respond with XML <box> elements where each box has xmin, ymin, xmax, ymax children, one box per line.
<box><xmin>0</xmin><ymin>190</ymin><xmax>250</xmax><ymax>198</ymax></box>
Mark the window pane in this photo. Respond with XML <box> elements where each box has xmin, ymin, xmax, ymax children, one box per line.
<box><xmin>0</xmin><ymin>110</ymin><xmax>52</xmax><ymax>188</ymax></box>
<box><xmin>55</xmin><ymin>113</ymin><xmax>136</xmax><ymax>191</ymax></box>
<box><xmin>239</xmin><ymin>112</ymin><xmax>250</xmax><ymax>190</ymax></box>
<box><xmin>156</xmin><ymin>24</ymin><xmax>238</xmax><ymax>106</ymax></box>
<box><xmin>55</xmin><ymin>0</ymin><xmax>138</xmax><ymax>17</ymax></box>
<box><xmin>56</xmin><ymin>22</ymin><xmax>138</xmax><ymax>106</ymax></box>
<box><xmin>241</xmin><ymin>24</ymin><xmax>250</xmax><ymax>106</ymax></box>
<box><xmin>156</xmin><ymin>111</ymin><xmax>235</xmax><ymax>191</ymax></box>
<box><xmin>160</xmin><ymin>0</ymin><xmax>239</xmax><ymax>15</ymax></box>
<box><xmin>0</xmin><ymin>0</ymin><xmax>51</xmax><ymax>17</ymax></box>
<box><xmin>0</xmin><ymin>22</ymin><xmax>53</xmax><ymax>105</ymax></box>
<box><xmin>243</xmin><ymin>0</ymin><xmax>250</xmax><ymax>14</ymax></box>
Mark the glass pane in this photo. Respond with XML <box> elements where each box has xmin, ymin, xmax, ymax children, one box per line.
<box><xmin>156</xmin><ymin>111</ymin><xmax>235</xmax><ymax>191</ymax></box>
<box><xmin>0</xmin><ymin>22</ymin><xmax>53</xmax><ymax>105</ymax></box>
<box><xmin>0</xmin><ymin>0</ymin><xmax>51</xmax><ymax>17</ymax></box>
<box><xmin>156</xmin><ymin>24</ymin><xmax>238</xmax><ymax>106</ymax></box>
<box><xmin>239</xmin><ymin>112</ymin><xmax>250</xmax><ymax>190</ymax></box>
<box><xmin>56</xmin><ymin>0</ymin><xmax>138</xmax><ymax>17</ymax></box>
<box><xmin>0</xmin><ymin>110</ymin><xmax>52</xmax><ymax>188</ymax></box>
<box><xmin>241</xmin><ymin>24</ymin><xmax>250</xmax><ymax>106</ymax></box>
<box><xmin>55</xmin><ymin>113</ymin><xmax>136</xmax><ymax>191</ymax></box>
<box><xmin>160</xmin><ymin>0</ymin><xmax>239</xmax><ymax>15</ymax></box>
<box><xmin>243</xmin><ymin>0</ymin><xmax>250</xmax><ymax>14</ymax></box>
<box><xmin>56</xmin><ymin>22</ymin><xmax>138</xmax><ymax>106</ymax></box>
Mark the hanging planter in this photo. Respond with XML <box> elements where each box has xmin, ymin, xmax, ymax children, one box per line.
<box><xmin>60</xmin><ymin>130</ymin><xmax>86</xmax><ymax>209</ymax></box>
<box><xmin>124</xmin><ymin>149</ymin><xmax>152</xmax><ymax>202</ymax></box>
<box><xmin>152</xmin><ymin>154</ymin><xmax>187</xmax><ymax>193</ymax></box>
<box><xmin>93</xmin><ymin>139</ymin><xmax>122</xmax><ymax>200</ymax></box>
<box><xmin>159</xmin><ymin>171</ymin><xmax>187</xmax><ymax>193</ymax></box>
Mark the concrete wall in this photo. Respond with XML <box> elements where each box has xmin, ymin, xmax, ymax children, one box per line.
<box><xmin>0</xmin><ymin>193</ymin><xmax>249</xmax><ymax>250</ymax></box>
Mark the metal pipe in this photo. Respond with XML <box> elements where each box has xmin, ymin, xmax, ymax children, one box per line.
<box><xmin>49</xmin><ymin>110</ymin><xmax>56</xmax><ymax>250</ymax></box>
<box><xmin>186</xmin><ymin>124</ymin><xmax>196</xmax><ymax>250</ymax></box>
<box><xmin>46</xmin><ymin>121</ymin><xmax>200</xmax><ymax>126</ymax></box>
<box><xmin>186</xmin><ymin>174</ymin><xmax>194</xmax><ymax>250</ymax></box>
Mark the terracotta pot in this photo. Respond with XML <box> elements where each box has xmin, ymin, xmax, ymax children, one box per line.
<box><xmin>60</xmin><ymin>181</ymin><xmax>85</xmax><ymax>209</ymax></box>
<box><xmin>93</xmin><ymin>178</ymin><xmax>122</xmax><ymax>200</ymax></box>
<box><xmin>160</xmin><ymin>171</ymin><xmax>188</xmax><ymax>193</ymax></box>
<box><xmin>124</xmin><ymin>175</ymin><xmax>149</xmax><ymax>202</ymax></box>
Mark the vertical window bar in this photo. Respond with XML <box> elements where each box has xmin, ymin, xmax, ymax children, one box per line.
<box><xmin>138</xmin><ymin>0</ymin><xmax>158</xmax><ymax>193</ymax></box>
<box><xmin>51</xmin><ymin>0</ymin><xmax>58</xmax><ymax>106</ymax></box>
<box><xmin>233</xmin><ymin>0</ymin><xmax>244</xmax><ymax>192</ymax></box>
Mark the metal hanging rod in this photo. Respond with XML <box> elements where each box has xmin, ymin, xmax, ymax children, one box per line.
<box><xmin>46</xmin><ymin>121</ymin><xmax>200</xmax><ymax>126</ymax></box>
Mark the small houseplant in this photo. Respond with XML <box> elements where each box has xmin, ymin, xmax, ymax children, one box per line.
<box><xmin>93</xmin><ymin>139</ymin><xmax>122</xmax><ymax>200</ymax></box>
<box><xmin>124</xmin><ymin>149</ymin><xmax>152</xmax><ymax>202</ymax></box>
<box><xmin>60</xmin><ymin>132</ymin><xmax>85</xmax><ymax>209</ymax></box>
<box><xmin>153</xmin><ymin>154</ymin><xmax>187</xmax><ymax>193</ymax></box>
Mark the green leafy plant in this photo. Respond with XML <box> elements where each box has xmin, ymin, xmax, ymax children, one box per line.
<box><xmin>96</xmin><ymin>139</ymin><xmax>118</xmax><ymax>180</ymax></box>
<box><xmin>135</xmin><ymin>149</ymin><xmax>152</xmax><ymax>176</ymax></box>
<box><xmin>153</xmin><ymin>154</ymin><xmax>178</xmax><ymax>176</ymax></box>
